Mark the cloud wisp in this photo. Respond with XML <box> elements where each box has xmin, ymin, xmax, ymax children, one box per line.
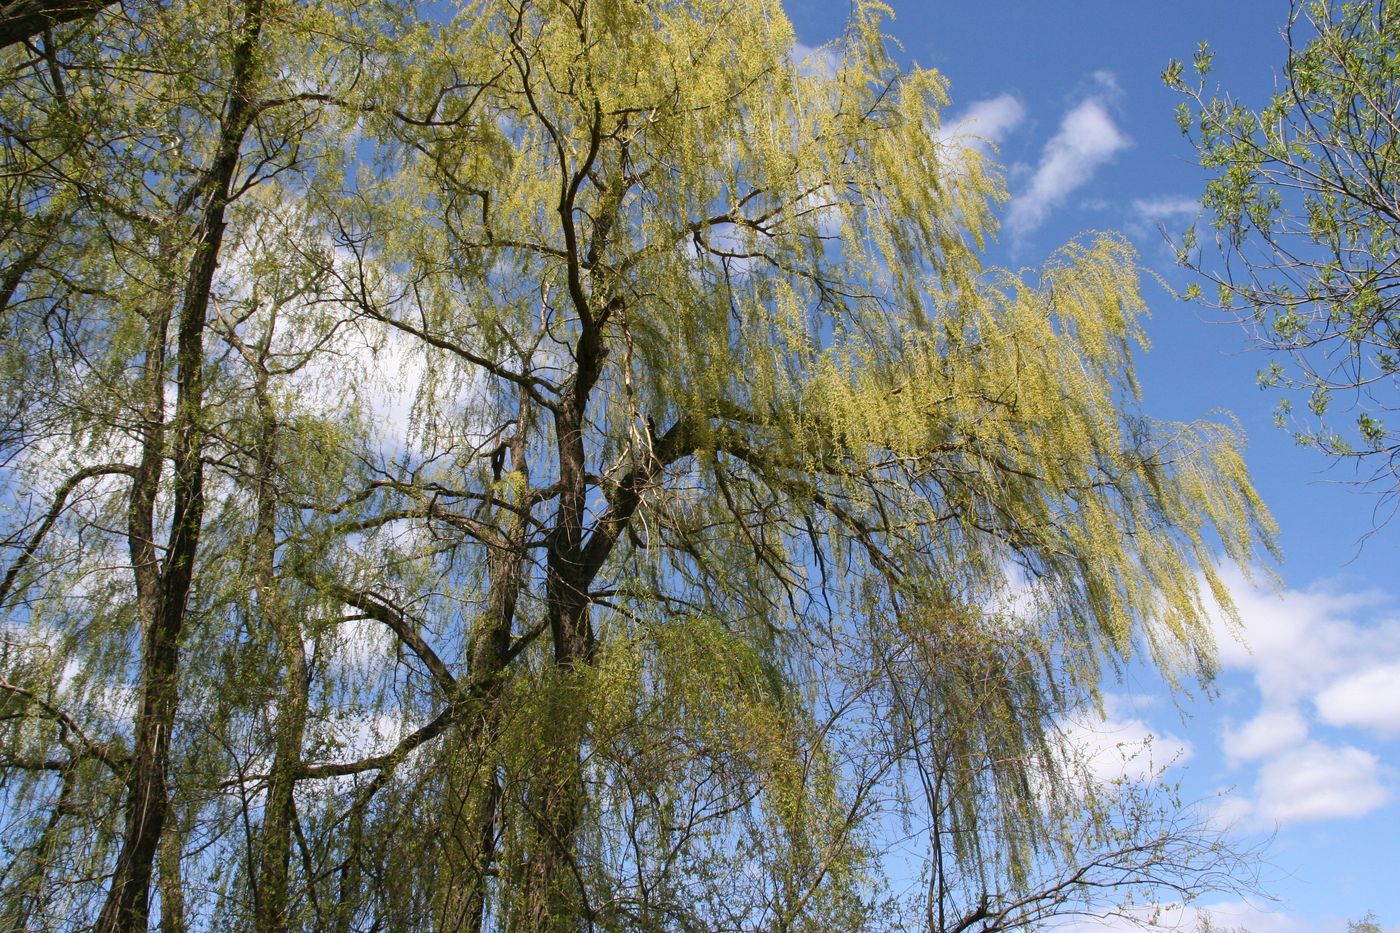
<box><xmin>1129</xmin><ymin>195</ymin><xmax>1200</xmax><ymax>226</ymax></box>
<box><xmin>1006</xmin><ymin>95</ymin><xmax>1130</xmax><ymax>239</ymax></box>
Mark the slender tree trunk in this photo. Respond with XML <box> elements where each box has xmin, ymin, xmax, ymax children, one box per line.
<box><xmin>251</xmin><ymin>365</ymin><xmax>308</xmax><ymax>933</ymax></box>
<box><xmin>444</xmin><ymin>390</ymin><xmax>532</xmax><ymax>933</ymax></box>
<box><xmin>94</xmin><ymin>276</ymin><xmax>169</xmax><ymax>933</ymax></box>
<box><xmin>157</xmin><ymin>818</ymin><xmax>185</xmax><ymax>933</ymax></box>
<box><xmin>332</xmin><ymin>779</ymin><xmax>376</xmax><ymax>933</ymax></box>
<box><xmin>94</xmin><ymin>213</ymin><xmax>210</xmax><ymax>933</ymax></box>
<box><xmin>94</xmin><ymin>3</ymin><xmax>264</xmax><ymax>928</ymax></box>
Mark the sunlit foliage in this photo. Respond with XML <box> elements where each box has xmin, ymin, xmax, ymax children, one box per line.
<box><xmin>1169</xmin><ymin>0</ymin><xmax>1400</xmax><ymax>506</ymax></box>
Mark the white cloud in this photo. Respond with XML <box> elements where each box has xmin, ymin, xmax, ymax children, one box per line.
<box><xmin>1253</xmin><ymin>741</ymin><xmax>1388</xmax><ymax>824</ymax></box>
<box><xmin>1191</xmin><ymin>901</ymin><xmax>1309</xmax><ymax>933</ymax></box>
<box><xmin>1315</xmin><ymin>662</ymin><xmax>1400</xmax><ymax>735</ymax></box>
<box><xmin>1197</xmin><ymin>566</ymin><xmax>1400</xmax><ymax>828</ymax></box>
<box><xmin>1006</xmin><ymin>97</ymin><xmax>1130</xmax><ymax>238</ymax></box>
<box><xmin>1130</xmin><ymin>195</ymin><xmax>1199</xmax><ymax>224</ymax></box>
<box><xmin>1208</xmin><ymin>792</ymin><xmax>1256</xmax><ymax>833</ymax></box>
<box><xmin>1054</xmin><ymin>900</ymin><xmax>1306</xmax><ymax>933</ymax></box>
<box><xmin>937</xmin><ymin>93</ymin><xmax>1026</xmax><ymax>156</ymax></box>
<box><xmin>1127</xmin><ymin>195</ymin><xmax>1200</xmax><ymax>239</ymax></box>
<box><xmin>1089</xmin><ymin>70</ymin><xmax>1123</xmax><ymax>97</ymax></box>
<box><xmin>1222</xmin><ymin>706</ymin><xmax>1308</xmax><ymax>763</ymax></box>
<box><xmin>1207</xmin><ymin>566</ymin><xmax>1400</xmax><ymax>724</ymax></box>
<box><xmin>294</xmin><ymin>319</ymin><xmax>425</xmax><ymax>450</ymax></box>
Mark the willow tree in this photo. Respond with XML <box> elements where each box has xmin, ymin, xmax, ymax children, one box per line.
<box><xmin>0</xmin><ymin>0</ymin><xmax>1275</xmax><ymax>930</ymax></box>
<box><xmin>288</xmin><ymin>0</ymin><xmax>1275</xmax><ymax>928</ymax></box>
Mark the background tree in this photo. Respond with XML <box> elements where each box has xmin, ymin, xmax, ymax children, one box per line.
<box><xmin>1168</xmin><ymin>0</ymin><xmax>1400</xmax><ymax>510</ymax></box>
<box><xmin>1348</xmin><ymin>911</ymin><xmax>1386</xmax><ymax>933</ymax></box>
<box><xmin>0</xmin><ymin>0</ymin><xmax>377</xmax><ymax>927</ymax></box>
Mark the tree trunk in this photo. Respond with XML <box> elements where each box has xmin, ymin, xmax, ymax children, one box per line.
<box><xmin>93</xmin><ymin>278</ymin><xmax>170</xmax><ymax>933</ymax></box>
<box><xmin>520</xmin><ymin>356</ymin><xmax>606</xmax><ymax>932</ymax></box>
<box><xmin>94</xmin><ymin>3</ymin><xmax>264</xmax><ymax>928</ymax></box>
<box><xmin>443</xmin><ymin>394</ymin><xmax>532</xmax><ymax>933</ymax></box>
<box><xmin>520</xmin><ymin>398</ymin><xmax>689</xmax><ymax>931</ymax></box>
<box><xmin>157</xmin><ymin>817</ymin><xmax>185</xmax><ymax>933</ymax></box>
<box><xmin>252</xmin><ymin>366</ymin><xmax>308</xmax><ymax>933</ymax></box>
<box><xmin>0</xmin><ymin>0</ymin><xmax>121</xmax><ymax>49</ymax></box>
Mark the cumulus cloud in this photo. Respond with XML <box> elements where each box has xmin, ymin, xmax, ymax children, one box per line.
<box><xmin>1253</xmin><ymin>742</ymin><xmax>1388</xmax><ymax>824</ymax></box>
<box><xmin>1201</xmin><ymin>565</ymin><xmax>1400</xmax><ymax>826</ymax></box>
<box><xmin>1315</xmin><ymin>662</ymin><xmax>1400</xmax><ymax>735</ymax></box>
<box><xmin>1006</xmin><ymin>96</ymin><xmax>1130</xmax><ymax>238</ymax></box>
<box><xmin>1208</xmin><ymin>566</ymin><xmax>1400</xmax><ymax>723</ymax></box>
<box><xmin>1223</xmin><ymin>706</ymin><xmax>1308</xmax><ymax>763</ymax></box>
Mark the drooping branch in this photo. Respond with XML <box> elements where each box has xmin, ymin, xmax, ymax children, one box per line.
<box><xmin>0</xmin><ymin>463</ymin><xmax>137</xmax><ymax>607</ymax></box>
<box><xmin>0</xmin><ymin>676</ymin><xmax>127</xmax><ymax>771</ymax></box>
<box><xmin>308</xmin><ymin>576</ymin><xmax>458</xmax><ymax>698</ymax></box>
<box><xmin>299</xmin><ymin>707</ymin><xmax>455</xmax><ymax>780</ymax></box>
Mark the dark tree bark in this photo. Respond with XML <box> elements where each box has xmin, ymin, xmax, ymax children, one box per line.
<box><xmin>251</xmin><ymin>361</ymin><xmax>308</xmax><ymax>933</ymax></box>
<box><xmin>0</xmin><ymin>0</ymin><xmax>120</xmax><ymax>48</ymax></box>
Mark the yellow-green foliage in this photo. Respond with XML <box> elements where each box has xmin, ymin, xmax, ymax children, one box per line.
<box><xmin>343</xmin><ymin>0</ymin><xmax>1277</xmax><ymax>918</ymax></box>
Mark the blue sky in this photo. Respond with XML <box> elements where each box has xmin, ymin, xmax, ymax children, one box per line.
<box><xmin>786</xmin><ymin>2</ymin><xmax>1400</xmax><ymax>930</ymax></box>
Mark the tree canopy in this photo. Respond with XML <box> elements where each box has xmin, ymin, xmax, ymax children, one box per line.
<box><xmin>1</xmin><ymin>0</ymin><xmax>1275</xmax><ymax>930</ymax></box>
<box><xmin>1169</xmin><ymin>0</ymin><xmax>1400</xmax><ymax>507</ymax></box>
